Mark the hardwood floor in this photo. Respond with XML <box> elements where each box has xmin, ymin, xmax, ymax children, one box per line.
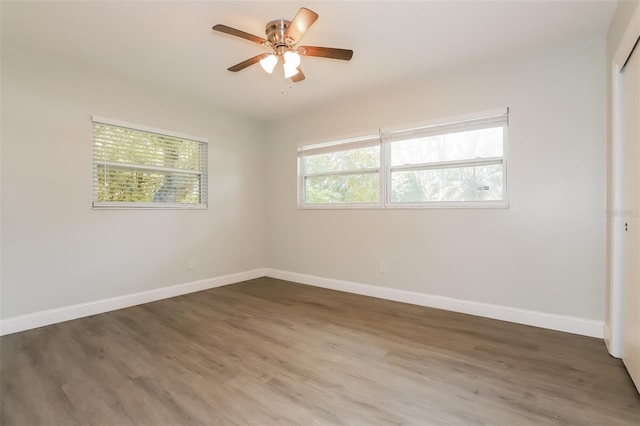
<box><xmin>1</xmin><ymin>277</ymin><xmax>639</xmax><ymax>425</ymax></box>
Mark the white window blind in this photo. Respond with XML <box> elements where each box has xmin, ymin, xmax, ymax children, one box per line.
<box><xmin>92</xmin><ymin>116</ymin><xmax>208</xmax><ymax>208</ymax></box>
<box><xmin>386</xmin><ymin>112</ymin><xmax>508</xmax><ymax>143</ymax></box>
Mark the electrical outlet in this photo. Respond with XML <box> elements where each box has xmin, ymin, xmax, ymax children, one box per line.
<box><xmin>188</xmin><ymin>258</ymin><xmax>196</xmax><ymax>269</ymax></box>
<box><xmin>379</xmin><ymin>261</ymin><xmax>387</xmax><ymax>273</ymax></box>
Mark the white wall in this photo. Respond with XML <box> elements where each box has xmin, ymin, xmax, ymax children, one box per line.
<box><xmin>1</xmin><ymin>43</ymin><xmax>267</xmax><ymax>319</ymax></box>
<box><xmin>1</xmin><ymin>24</ymin><xmax>609</xmax><ymax>329</ymax></box>
<box><xmin>265</xmin><ymin>34</ymin><xmax>607</xmax><ymax>321</ymax></box>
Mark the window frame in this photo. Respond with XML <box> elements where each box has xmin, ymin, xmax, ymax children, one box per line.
<box><xmin>92</xmin><ymin>115</ymin><xmax>208</xmax><ymax>209</ymax></box>
<box><xmin>298</xmin><ymin>108</ymin><xmax>509</xmax><ymax>209</ymax></box>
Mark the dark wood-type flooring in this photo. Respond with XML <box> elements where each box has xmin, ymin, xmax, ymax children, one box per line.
<box><xmin>1</xmin><ymin>277</ymin><xmax>639</xmax><ymax>425</ymax></box>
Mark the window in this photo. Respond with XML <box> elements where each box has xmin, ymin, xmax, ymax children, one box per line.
<box><xmin>388</xmin><ymin>113</ymin><xmax>507</xmax><ymax>205</ymax></box>
<box><xmin>298</xmin><ymin>109</ymin><xmax>508</xmax><ymax>208</ymax></box>
<box><xmin>298</xmin><ymin>135</ymin><xmax>381</xmax><ymax>206</ymax></box>
<box><xmin>92</xmin><ymin>116</ymin><xmax>208</xmax><ymax>208</ymax></box>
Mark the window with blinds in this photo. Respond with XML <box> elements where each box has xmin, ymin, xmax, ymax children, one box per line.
<box><xmin>92</xmin><ymin>116</ymin><xmax>208</xmax><ymax>208</ymax></box>
<box><xmin>297</xmin><ymin>108</ymin><xmax>508</xmax><ymax>208</ymax></box>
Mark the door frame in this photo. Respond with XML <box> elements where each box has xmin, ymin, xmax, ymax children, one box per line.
<box><xmin>607</xmin><ymin>4</ymin><xmax>640</xmax><ymax>358</ymax></box>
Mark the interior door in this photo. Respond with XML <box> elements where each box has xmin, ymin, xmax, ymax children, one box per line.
<box><xmin>622</xmin><ymin>40</ymin><xmax>640</xmax><ymax>393</ymax></box>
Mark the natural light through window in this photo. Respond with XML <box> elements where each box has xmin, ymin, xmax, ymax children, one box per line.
<box><xmin>92</xmin><ymin>116</ymin><xmax>208</xmax><ymax>209</ymax></box>
<box><xmin>302</xmin><ymin>140</ymin><xmax>380</xmax><ymax>205</ymax></box>
<box><xmin>389</xmin><ymin>126</ymin><xmax>505</xmax><ymax>203</ymax></box>
<box><xmin>298</xmin><ymin>109</ymin><xmax>508</xmax><ymax>208</ymax></box>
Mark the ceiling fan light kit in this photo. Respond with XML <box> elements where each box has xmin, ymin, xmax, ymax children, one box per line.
<box><xmin>259</xmin><ymin>54</ymin><xmax>278</xmax><ymax>74</ymax></box>
<box><xmin>212</xmin><ymin>7</ymin><xmax>353</xmax><ymax>83</ymax></box>
<box><xmin>283</xmin><ymin>51</ymin><xmax>301</xmax><ymax>68</ymax></box>
<box><xmin>283</xmin><ymin>62</ymin><xmax>300</xmax><ymax>79</ymax></box>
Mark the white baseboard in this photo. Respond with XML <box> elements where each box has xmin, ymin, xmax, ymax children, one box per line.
<box><xmin>264</xmin><ymin>269</ymin><xmax>604</xmax><ymax>339</ymax></box>
<box><xmin>1</xmin><ymin>268</ymin><xmax>604</xmax><ymax>339</ymax></box>
<box><xmin>0</xmin><ymin>268</ymin><xmax>268</xmax><ymax>336</ymax></box>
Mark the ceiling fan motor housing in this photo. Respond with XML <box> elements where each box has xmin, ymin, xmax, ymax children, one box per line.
<box><xmin>265</xmin><ymin>19</ymin><xmax>293</xmax><ymax>51</ymax></box>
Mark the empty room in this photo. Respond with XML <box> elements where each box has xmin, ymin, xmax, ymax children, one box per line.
<box><xmin>1</xmin><ymin>0</ymin><xmax>640</xmax><ymax>424</ymax></box>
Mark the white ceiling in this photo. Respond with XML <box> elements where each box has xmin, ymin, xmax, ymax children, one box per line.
<box><xmin>2</xmin><ymin>1</ymin><xmax>617</xmax><ymax>122</ymax></box>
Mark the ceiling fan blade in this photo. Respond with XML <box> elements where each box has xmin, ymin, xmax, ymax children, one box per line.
<box><xmin>291</xmin><ymin>68</ymin><xmax>305</xmax><ymax>83</ymax></box>
<box><xmin>283</xmin><ymin>7</ymin><xmax>318</xmax><ymax>44</ymax></box>
<box><xmin>298</xmin><ymin>46</ymin><xmax>353</xmax><ymax>61</ymax></box>
<box><xmin>212</xmin><ymin>24</ymin><xmax>267</xmax><ymax>45</ymax></box>
<box><xmin>227</xmin><ymin>54</ymin><xmax>270</xmax><ymax>72</ymax></box>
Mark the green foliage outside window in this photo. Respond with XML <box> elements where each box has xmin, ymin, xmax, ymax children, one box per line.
<box><xmin>303</xmin><ymin>145</ymin><xmax>380</xmax><ymax>204</ymax></box>
<box><xmin>93</xmin><ymin>123</ymin><xmax>206</xmax><ymax>205</ymax></box>
<box><xmin>299</xmin><ymin>120</ymin><xmax>506</xmax><ymax>207</ymax></box>
<box><xmin>391</xmin><ymin>165</ymin><xmax>503</xmax><ymax>202</ymax></box>
<box><xmin>305</xmin><ymin>173</ymin><xmax>379</xmax><ymax>204</ymax></box>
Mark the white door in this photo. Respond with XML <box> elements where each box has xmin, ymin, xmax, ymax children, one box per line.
<box><xmin>622</xmin><ymin>40</ymin><xmax>640</xmax><ymax>393</ymax></box>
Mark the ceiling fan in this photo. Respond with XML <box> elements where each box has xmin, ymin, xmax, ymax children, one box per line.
<box><xmin>212</xmin><ymin>7</ymin><xmax>353</xmax><ymax>82</ymax></box>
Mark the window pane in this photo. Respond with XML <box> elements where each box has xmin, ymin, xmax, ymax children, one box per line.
<box><xmin>390</xmin><ymin>127</ymin><xmax>503</xmax><ymax>166</ymax></box>
<box><xmin>391</xmin><ymin>164</ymin><xmax>503</xmax><ymax>202</ymax></box>
<box><xmin>96</xmin><ymin>168</ymin><xmax>203</xmax><ymax>204</ymax></box>
<box><xmin>305</xmin><ymin>173</ymin><xmax>379</xmax><ymax>204</ymax></box>
<box><xmin>304</xmin><ymin>146</ymin><xmax>380</xmax><ymax>174</ymax></box>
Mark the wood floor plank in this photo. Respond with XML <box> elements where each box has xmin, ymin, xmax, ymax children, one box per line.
<box><xmin>1</xmin><ymin>277</ymin><xmax>639</xmax><ymax>425</ymax></box>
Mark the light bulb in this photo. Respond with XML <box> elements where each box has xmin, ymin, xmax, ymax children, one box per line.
<box><xmin>259</xmin><ymin>54</ymin><xmax>278</xmax><ymax>74</ymax></box>
<box><xmin>283</xmin><ymin>62</ymin><xmax>299</xmax><ymax>78</ymax></box>
<box><xmin>283</xmin><ymin>51</ymin><xmax>301</xmax><ymax>68</ymax></box>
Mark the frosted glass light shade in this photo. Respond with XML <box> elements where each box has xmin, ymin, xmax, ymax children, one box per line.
<box><xmin>259</xmin><ymin>54</ymin><xmax>278</xmax><ymax>74</ymax></box>
<box><xmin>283</xmin><ymin>62</ymin><xmax>299</xmax><ymax>78</ymax></box>
<box><xmin>283</xmin><ymin>51</ymin><xmax>301</xmax><ymax>68</ymax></box>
